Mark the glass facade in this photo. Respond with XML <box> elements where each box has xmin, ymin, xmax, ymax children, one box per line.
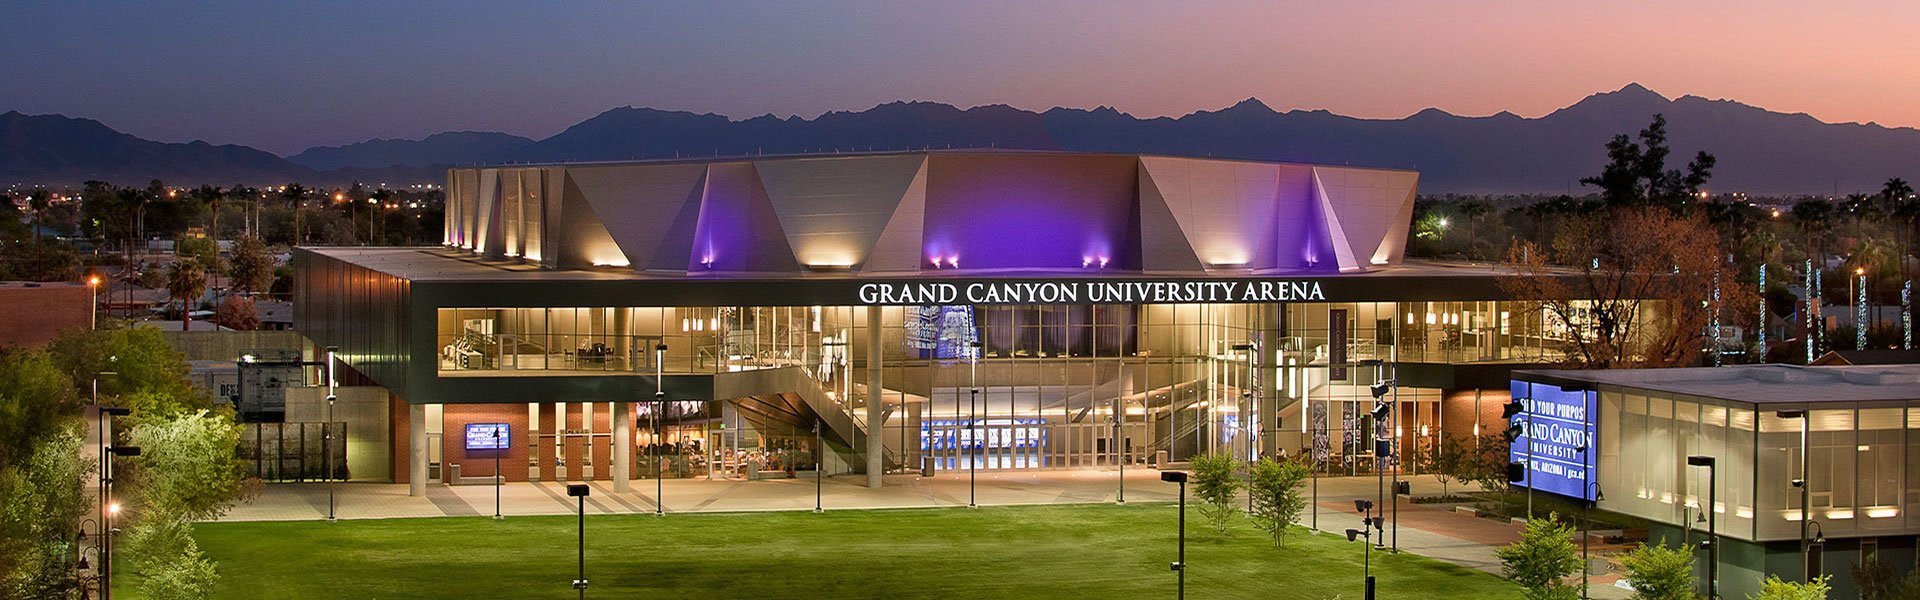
<box><xmin>1599</xmin><ymin>389</ymin><xmax>1920</xmax><ymax>543</ymax></box>
<box><xmin>429</xmin><ymin>299</ymin><xmax>1608</xmax><ymax>475</ymax></box>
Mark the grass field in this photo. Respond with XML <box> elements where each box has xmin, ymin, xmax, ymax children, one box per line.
<box><xmin>123</xmin><ymin>504</ymin><xmax>1522</xmax><ymax>599</ymax></box>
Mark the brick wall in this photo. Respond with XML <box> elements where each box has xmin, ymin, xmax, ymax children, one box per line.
<box><xmin>442</xmin><ymin>404</ymin><xmax>531</xmax><ymax>482</ymax></box>
<box><xmin>1439</xmin><ymin>388</ymin><xmax>1511</xmax><ymax>442</ymax></box>
<box><xmin>0</xmin><ymin>283</ymin><xmax>90</xmax><ymax>348</ymax></box>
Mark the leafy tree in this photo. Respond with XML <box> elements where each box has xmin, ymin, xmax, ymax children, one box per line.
<box><xmin>0</xmin><ymin>427</ymin><xmax>92</xmax><ymax>597</ymax></box>
<box><xmin>1246</xmin><ymin>456</ymin><xmax>1310</xmax><ymax>547</ymax></box>
<box><xmin>212</xmin><ymin>295</ymin><xmax>260</xmax><ymax>331</ymax></box>
<box><xmin>1750</xmin><ymin>574</ymin><xmax>1829</xmax><ymax>600</ymax></box>
<box><xmin>124</xmin><ymin>515</ymin><xmax>219</xmax><ymax>600</ymax></box>
<box><xmin>1496</xmin><ymin>513</ymin><xmax>1581</xmax><ymax>600</ymax></box>
<box><xmin>0</xmin><ymin>349</ymin><xmax>82</xmax><ymax>468</ymax></box>
<box><xmin>46</xmin><ymin>327</ymin><xmax>211</xmax><ymax>419</ymax></box>
<box><xmin>1460</xmin><ymin>434</ymin><xmax>1514</xmax><ymax>495</ymax></box>
<box><xmin>1851</xmin><ymin>557</ymin><xmax>1920</xmax><ymax>600</ymax></box>
<box><xmin>126</xmin><ymin>410</ymin><xmax>248</xmax><ymax>522</ymax></box>
<box><xmin>226</xmin><ymin>235</ymin><xmax>274</xmax><ymax>294</ymax></box>
<box><xmin>165</xmin><ymin>261</ymin><xmax>208</xmax><ymax>328</ymax></box>
<box><xmin>1580</xmin><ymin>114</ymin><xmax>1716</xmax><ymax>208</ymax></box>
<box><xmin>1189</xmin><ymin>453</ymin><xmax>1242</xmax><ymax>534</ymax></box>
<box><xmin>1619</xmin><ymin>542</ymin><xmax>1696</xmax><ymax>600</ymax></box>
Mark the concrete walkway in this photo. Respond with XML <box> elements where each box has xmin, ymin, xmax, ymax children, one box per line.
<box><xmin>222</xmin><ymin>469</ymin><xmax>1629</xmax><ymax>598</ymax></box>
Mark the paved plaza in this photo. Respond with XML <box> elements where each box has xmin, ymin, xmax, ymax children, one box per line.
<box><xmin>225</xmin><ymin>469</ymin><xmax>1630</xmax><ymax>598</ymax></box>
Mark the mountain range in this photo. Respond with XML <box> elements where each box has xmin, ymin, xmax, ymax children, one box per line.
<box><xmin>6</xmin><ymin>84</ymin><xmax>1917</xmax><ymax>194</ymax></box>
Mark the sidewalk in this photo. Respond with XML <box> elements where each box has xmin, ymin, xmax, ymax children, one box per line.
<box><xmin>223</xmin><ymin>469</ymin><xmax>1629</xmax><ymax>598</ymax></box>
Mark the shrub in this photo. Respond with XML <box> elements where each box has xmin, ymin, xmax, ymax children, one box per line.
<box><xmin>1188</xmin><ymin>453</ymin><xmax>1242</xmax><ymax>534</ymax></box>
<box><xmin>1247</xmin><ymin>456</ymin><xmax>1310</xmax><ymax>547</ymax></box>
<box><xmin>1619</xmin><ymin>542</ymin><xmax>1696</xmax><ymax>600</ymax></box>
<box><xmin>1495</xmin><ymin>513</ymin><xmax>1580</xmax><ymax>600</ymax></box>
<box><xmin>1751</xmin><ymin>574</ymin><xmax>1829</xmax><ymax>600</ymax></box>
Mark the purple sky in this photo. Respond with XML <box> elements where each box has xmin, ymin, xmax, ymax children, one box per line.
<box><xmin>4</xmin><ymin>1</ymin><xmax>1915</xmax><ymax>155</ymax></box>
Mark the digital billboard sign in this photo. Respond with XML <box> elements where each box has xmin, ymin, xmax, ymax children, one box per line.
<box><xmin>1508</xmin><ymin>380</ymin><xmax>1596</xmax><ymax>502</ymax></box>
<box><xmin>465</xmin><ymin>423</ymin><xmax>510</xmax><ymax>451</ymax></box>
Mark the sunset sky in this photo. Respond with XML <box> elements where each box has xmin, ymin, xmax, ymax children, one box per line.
<box><xmin>3</xmin><ymin>1</ymin><xmax>1915</xmax><ymax>154</ymax></box>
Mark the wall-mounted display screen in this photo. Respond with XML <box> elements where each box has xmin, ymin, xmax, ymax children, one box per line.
<box><xmin>465</xmin><ymin>423</ymin><xmax>510</xmax><ymax>450</ymax></box>
<box><xmin>1508</xmin><ymin>380</ymin><xmax>1596</xmax><ymax>501</ymax></box>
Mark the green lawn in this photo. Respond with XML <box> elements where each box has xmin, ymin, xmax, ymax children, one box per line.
<box><xmin>126</xmin><ymin>504</ymin><xmax>1522</xmax><ymax>599</ymax></box>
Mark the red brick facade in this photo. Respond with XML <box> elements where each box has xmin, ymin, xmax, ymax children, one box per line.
<box><xmin>0</xmin><ymin>282</ymin><xmax>90</xmax><ymax>348</ymax></box>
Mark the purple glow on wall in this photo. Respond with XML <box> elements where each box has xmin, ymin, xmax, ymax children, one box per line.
<box><xmin>921</xmin><ymin>155</ymin><xmax>1140</xmax><ymax>271</ymax></box>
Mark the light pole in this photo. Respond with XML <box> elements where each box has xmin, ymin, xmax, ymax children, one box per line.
<box><xmin>1346</xmin><ymin>499</ymin><xmax>1382</xmax><ymax>600</ymax></box>
<box><xmin>653</xmin><ymin>343</ymin><xmax>667</xmax><ymax>517</ymax></box>
<box><xmin>88</xmin><ymin>275</ymin><xmax>101</xmax><ymax>330</ymax></box>
<box><xmin>1687</xmin><ymin>455</ymin><xmax>1718</xmax><ymax>600</ymax></box>
<box><xmin>493</xmin><ymin>426</ymin><xmax>503</xmax><ymax>520</ymax></box>
<box><xmin>813</xmin><ymin>420</ymin><xmax>824</xmax><ymax>513</ymax></box>
<box><xmin>325</xmin><ymin>346</ymin><xmax>338</xmax><ymax>523</ymax></box>
<box><xmin>1775</xmin><ymin>409</ymin><xmax>1811</xmax><ymax>581</ymax></box>
<box><xmin>566</xmin><ymin>483</ymin><xmax>589</xmax><ymax>598</ymax></box>
<box><xmin>1233</xmin><ymin>342</ymin><xmax>1256</xmax><ymax>513</ymax></box>
<box><xmin>1581</xmin><ymin>477</ymin><xmax>1603</xmax><ymax>599</ymax></box>
<box><xmin>1111</xmin><ymin>408</ymin><xmax>1124</xmax><ymax>505</ymax></box>
<box><xmin>1161</xmin><ymin>470</ymin><xmax>1188</xmax><ymax>600</ymax></box>
<box><xmin>968</xmin><ymin>340</ymin><xmax>981</xmax><ymax>508</ymax></box>
<box><xmin>97</xmin><ymin>405</ymin><xmax>138</xmax><ymax>600</ymax></box>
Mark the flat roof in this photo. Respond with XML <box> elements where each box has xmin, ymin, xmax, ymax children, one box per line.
<box><xmin>454</xmin><ymin>148</ymin><xmax>1420</xmax><ymax>174</ymax></box>
<box><xmin>1515</xmin><ymin>364</ymin><xmax>1920</xmax><ymax>404</ymax></box>
<box><xmin>302</xmin><ymin>246</ymin><xmax>1532</xmax><ymax>284</ymax></box>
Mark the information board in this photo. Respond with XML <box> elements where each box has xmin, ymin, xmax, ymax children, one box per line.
<box><xmin>465</xmin><ymin>423</ymin><xmax>510</xmax><ymax>451</ymax></box>
<box><xmin>1508</xmin><ymin>380</ymin><xmax>1597</xmax><ymax>501</ymax></box>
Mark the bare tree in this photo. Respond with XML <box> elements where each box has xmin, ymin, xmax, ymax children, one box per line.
<box><xmin>1500</xmin><ymin>207</ymin><xmax>1757</xmax><ymax>369</ymax></box>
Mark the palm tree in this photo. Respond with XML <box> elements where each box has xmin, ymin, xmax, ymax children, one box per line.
<box><xmin>165</xmin><ymin>261</ymin><xmax>208</xmax><ymax>329</ymax></box>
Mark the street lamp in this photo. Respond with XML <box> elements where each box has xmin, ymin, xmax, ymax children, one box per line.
<box><xmin>325</xmin><ymin>346</ymin><xmax>338</xmax><ymax>523</ymax></box>
<box><xmin>813</xmin><ymin>420</ymin><xmax>824</xmax><ymax>513</ymax></box>
<box><xmin>566</xmin><ymin>483</ymin><xmax>590</xmax><ymax>598</ymax></box>
<box><xmin>493</xmin><ymin>426</ymin><xmax>504</xmax><ymax>520</ymax></box>
<box><xmin>88</xmin><ymin>275</ymin><xmax>101</xmax><ymax>330</ymax></box>
<box><xmin>1775</xmin><ymin>409</ymin><xmax>1811</xmax><ymax>582</ymax></box>
<box><xmin>1234</xmin><ymin>342</ymin><xmax>1256</xmax><ymax>513</ymax></box>
<box><xmin>653</xmin><ymin>343</ymin><xmax>667</xmax><ymax>517</ymax></box>
<box><xmin>1161</xmin><ymin>470</ymin><xmax>1189</xmax><ymax>600</ymax></box>
<box><xmin>1580</xmin><ymin>470</ymin><xmax>1604</xmax><ymax>599</ymax></box>
<box><xmin>968</xmin><ymin>340</ymin><xmax>981</xmax><ymax>508</ymax></box>
<box><xmin>1687</xmin><ymin>455</ymin><xmax>1718</xmax><ymax>600</ymax></box>
<box><xmin>1346</xmin><ymin>498</ymin><xmax>1383</xmax><ymax>600</ymax></box>
<box><xmin>96</xmin><ymin>404</ymin><xmax>137</xmax><ymax>600</ymax></box>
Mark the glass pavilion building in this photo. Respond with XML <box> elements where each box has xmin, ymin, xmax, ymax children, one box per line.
<box><xmin>296</xmin><ymin>150</ymin><xmax>1592</xmax><ymax>496</ymax></box>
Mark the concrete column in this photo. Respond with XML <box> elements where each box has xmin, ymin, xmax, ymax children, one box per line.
<box><xmin>408</xmin><ymin>403</ymin><xmax>427</xmax><ymax>497</ymax></box>
<box><xmin>613</xmin><ymin>400</ymin><xmax>631</xmax><ymax>492</ymax></box>
<box><xmin>866</xmin><ymin>305</ymin><xmax>884</xmax><ymax>488</ymax></box>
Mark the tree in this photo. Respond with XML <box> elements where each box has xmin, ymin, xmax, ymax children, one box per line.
<box><xmin>1246</xmin><ymin>456</ymin><xmax>1310</xmax><ymax>547</ymax></box>
<box><xmin>1418</xmin><ymin>436</ymin><xmax>1470</xmax><ymax>497</ymax></box>
<box><xmin>1496</xmin><ymin>513</ymin><xmax>1581</xmax><ymax>600</ymax></box>
<box><xmin>126</xmin><ymin>410</ymin><xmax>248</xmax><ymax>522</ymax></box>
<box><xmin>1461</xmin><ymin>434</ymin><xmax>1515</xmax><ymax>495</ymax></box>
<box><xmin>46</xmin><ymin>327</ymin><xmax>212</xmax><ymax>419</ymax></box>
<box><xmin>1580</xmin><ymin>114</ymin><xmax>1716</xmax><ymax>208</ymax></box>
<box><xmin>0</xmin><ymin>427</ymin><xmax>93</xmax><ymax>597</ymax></box>
<box><xmin>165</xmin><ymin>261</ymin><xmax>208</xmax><ymax>328</ymax></box>
<box><xmin>1751</xmin><ymin>575</ymin><xmax>1829</xmax><ymax>600</ymax></box>
<box><xmin>226</xmin><ymin>235</ymin><xmax>274</xmax><ymax>294</ymax></box>
<box><xmin>1189</xmin><ymin>453</ymin><xmax>1242</xmax><ymax>534</ymax></box>
<box><xmin>212</xmin><ymin>295</ymin><xmax>260</xmax><ymax>331</ymax></box>
<box><xmin>1618</xmin><ymin>542</ymin><xmax>1696</xmax><ymax>600</ymax></box>
<box><xmin>0</xmin><ymin>349</ymin><xmax>82</xmax><ymax>468</ymax></box>
<box><xmin>1501</xmin><ymin>206</ymin><xmax>1757</xmax><ymax>369</ymax></box>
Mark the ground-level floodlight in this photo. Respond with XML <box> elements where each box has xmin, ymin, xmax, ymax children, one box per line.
<box><xmin>1162</xmin><ymin>470</ymin><xmax>1189</xmax><ymax>600</ymax></box>
<box><xmin>567</xmin><ymin>484</ymin><xmax>589</xmax><ymax>597</ymax></box>
<box><xmin>1501</xmin><ymin>400</ymin><xmax>1525</xmax><ymax>420</ymax></box>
